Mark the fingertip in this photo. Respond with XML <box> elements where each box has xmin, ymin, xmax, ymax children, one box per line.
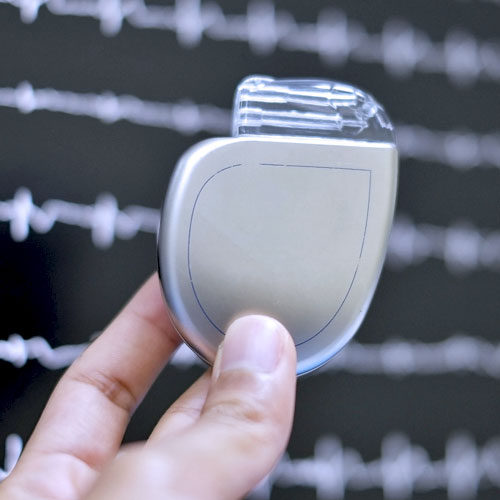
<box><xmin>219</xmin><ymin>314</ymin><xmax>296</xmax><ymax>376</ymax></box>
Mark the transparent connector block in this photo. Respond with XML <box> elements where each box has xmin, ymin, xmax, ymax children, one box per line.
<box><xmin>232</xmin><ymin>75</ymin><xmax>395</xmax><ymax>144</ymax></box>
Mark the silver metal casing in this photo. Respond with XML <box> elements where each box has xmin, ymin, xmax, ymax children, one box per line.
<box><xmin>158</xmin><ymin>135</ymin><xmax>397</xmax><ymax>375</ymax></box>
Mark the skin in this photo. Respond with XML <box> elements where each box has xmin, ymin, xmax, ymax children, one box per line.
<box><xmin>0</xmin><ymin>274</ymin><xmax>297</xmax><ymax>500</ymax></box>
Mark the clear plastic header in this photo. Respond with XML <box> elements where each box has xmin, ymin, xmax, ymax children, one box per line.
<box><xmin>232</xmin><ymin>76</ymin><xmax>395</xmax><ymax>144</ymax></box>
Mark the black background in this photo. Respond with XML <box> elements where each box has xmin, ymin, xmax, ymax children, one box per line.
<box><xmin>1</xmin><ymin>1</ymin><xmax>500</xmax><ymax>498</ymax></box>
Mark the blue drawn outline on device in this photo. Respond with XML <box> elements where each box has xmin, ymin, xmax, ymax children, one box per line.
<box><xmin>187</xmin><ymin>162</ymin><xmax>372</xmax><ymax>347</ymax></box>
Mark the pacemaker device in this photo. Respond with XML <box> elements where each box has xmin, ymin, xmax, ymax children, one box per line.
<box><xmin>158</xmin><ymin>76</ymin><xmax>398</xmax><ymax>375</ymax></box>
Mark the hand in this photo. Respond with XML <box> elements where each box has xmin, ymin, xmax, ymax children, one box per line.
<box><xmin>0</xmin><ymin>274</ymin><xmax>297</xmax><ymax>500</ymax></box>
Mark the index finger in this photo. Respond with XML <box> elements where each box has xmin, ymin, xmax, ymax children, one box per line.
<box><xmin>9</xmin><ymin>273</ymin><xmax>180</xmax><ymax>499</ymax></box>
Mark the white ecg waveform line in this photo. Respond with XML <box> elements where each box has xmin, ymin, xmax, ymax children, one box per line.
<box><xmin>2</xmin><ymin>430</ymin><xmax>500</xmax><ymax>499</ymax></box>
<box><xmin>0</xmin><ymin>333</ymin><xmax>197</xmax><ymax>370</ymax></box>
<box><xmin>1</xmin><ymin>0</ymin><xmax>500</xmax><ymax>86</ymax></box>
<box><xmin>387</xmin><ymin>216</ymin><xmax>500</xmax><ymax>274</ymax></box>
<box><xmin>2</xmin><ymin>188</ymin><xmax>500</xmax><ymax>274</ymax></box>
<box><xmin>5</xmin><ymin>333</ymin><xmax>500</xmax><ymax>380</ymax></box>
<box><xmin>1</xmin><ymin>82</ymin><xmax>500</xmax><ymax>172</ymax></box>
<box><xmin>395</xmin><ymin>124</ymin><xmax>500</xmax><ymax>172</ymax></box>
<box><xmin>0</xmin><ymin>187</ymin><xmax>160</xmax><ymax>249</ymax></box>
<box><xmin>0</xmin><ymin>82</ymin><xmax>230</xmax><ymax>135</ymax></box>
<box><xmin>325</xmin><ymin>335</ymin><xmax>500</xmax><ymax>379</ymax></box>
<box><xmin>0</xmin><ymin>334</ymin><xmax>88</xmax><ymax>369</ymax></box>
<box><xmin>251</xmin><ymin>433</ymin><xmax>500</xmax><ymax>500</ymax></box>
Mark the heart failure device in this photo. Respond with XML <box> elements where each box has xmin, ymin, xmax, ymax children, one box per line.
<box><xmin>158</xmin><ymin>76</ymin><xmax>398</xmax><ymax>375</ymax></box>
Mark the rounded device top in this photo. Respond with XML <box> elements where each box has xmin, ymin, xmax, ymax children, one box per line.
<box><xmin>232</xmin><ymin>75</ymin><xmax>395</xmax><ymax>144</ymax></box>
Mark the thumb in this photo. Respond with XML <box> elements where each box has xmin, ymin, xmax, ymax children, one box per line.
<box><xmin>87</xmin><ymin>315</ymin><xmax>297</xmax><ymax>500</ymax></box>
<box><xmin>189</xmin><ymin>315</ymin><xmax>297</xmax><ymax>498</ymax></box>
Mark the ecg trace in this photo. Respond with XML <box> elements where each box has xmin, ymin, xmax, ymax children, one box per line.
<box><xmin>0</xmin><ymin>334</ymin><xmax>88</xmax><ymax>369</ymax></box>
<box><xmin>252</xmin><ymin>433</ymin><xmax>500</xmax><ymax>500</ymax></box>
<box><xmin>1</xmin><ymin>82</ymin><xmax>500</xmax><ymax>173</ymax></box>
<box><xmin>0</xmin><ymin>82</ymin><xmax>230</xmax><ymax>135</ymax></box>
<box><xmin>387</xmin><ymin>216</ymin><xmax>500</xmax><ymax>275</ymax></box>
<box><xmin>1</xmin><ymin>0</ymin><xmax>500</xmax><ymax>87</ymax></box>
<box><xmin>4</xmin><ymin>332</ymin><xmax>500</xmax><ymax>381</ymax></box>
<box><xmin>0</xmin><ymin>333</ymin><xmax>197</xmax><ymax>370</ymax></box>
<box><xmin>0</xmin><ymin>187</ymin><xmax>159</xmax><ymax>249</ymax></box>
<box><xmin>1</xmin><ymin>188</ymin><xmax>500</xmax><ymax>274</ymax></box>
<box><xmin>2</xmin><ymin>430</ymin><xmax>500</xmax><ymax>499</ymax></box>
